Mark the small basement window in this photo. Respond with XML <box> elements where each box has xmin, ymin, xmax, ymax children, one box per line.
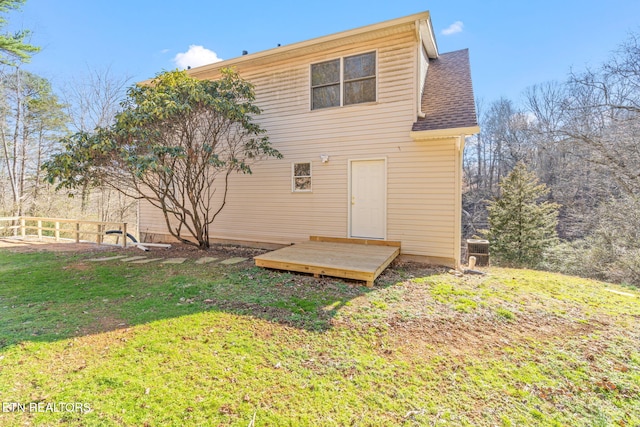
<box><xmin>292</xmin><ymin>162</ymin><xmax>312</xmax><ymax>192</ymax></box>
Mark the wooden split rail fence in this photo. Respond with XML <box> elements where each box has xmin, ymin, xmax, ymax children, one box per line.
<box><xmin>0</xmin><ymin>216</ymin><xmax>130</xmax><ymax>248</ymax></box>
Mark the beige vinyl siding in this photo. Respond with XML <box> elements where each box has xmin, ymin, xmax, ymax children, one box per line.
<box><xmin>387</xmin><ymin>139</ymin><xmax>457</xmax><ymax>258</ymax></box>
<box><xmin>139</xmin><ymin>27</ymin><xmax>461</xmax><ymax>265</ymax></box>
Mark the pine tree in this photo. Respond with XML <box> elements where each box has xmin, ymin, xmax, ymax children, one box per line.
<box><xmin>0</xmin><ymin>0</ymin><xmax>39</xmax><ymax>64</ymax></box>
<box><xmin>486</xmin><ymin>162</ymin><xmax>560</xmax><ymax>267</ymax></box>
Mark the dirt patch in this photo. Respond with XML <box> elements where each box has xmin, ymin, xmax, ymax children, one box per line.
<box><xmin>330</xmin><ymin>275</ymin><xmax>606</xmax><ymax>359</ymax></box>
<box><xmin>384</xmin><ymin>313</ymin><xmax>600</xmax><ymax>359</ymax></box>
<box><xmin>78</xmin><ymin>314</ymin><xmax>130</xmax><ymax>336</ymax></box>
<box><xmin>0</xmin><ymin>238</ymin><xmax>269</xmax><ymax>260</ymax></box>
<box><xmin>379</xmin><ymin>259</ymin><xmax>450</xmax><ymax>284</ymax></box>
<box><xmin>62</xmin><ymin>262</ymin><xmax>92</xmax><ymax>271</ymax></box>
<box><xmin>0</xmin><ymin>237</ymin><xmax>115</xmax><ymax>253</ymax></box>
<box><xmin>136</xmin><ymin>242</ymin><xmax>269</xmax><ymax>260</ymax></box>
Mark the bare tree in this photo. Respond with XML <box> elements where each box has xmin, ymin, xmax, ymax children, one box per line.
<box><xmin>0</xmin><ymin>67</ymin><xmax>66</xmax><ymax>216</ymax></box>
<box><xmin>462</xmin><ymin>31</ymin><xmax>640</xmax><ymax>283</ymax></box>
<box><xmin>63</xmin><ymin>66</ymin><xmax>131</xmax><ymax>133</ymax></box>
<box><xmin>60</xmin><ymin>66</ymin><xmax>132</xmax><ymax>216</ymax></box>
<box><xmin>561</xmin><ymin>33</ymin><xmax>640</xmax><ymax>196</ymax></box>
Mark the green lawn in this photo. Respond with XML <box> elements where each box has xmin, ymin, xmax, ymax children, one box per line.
<box><xmin>0</xmin><ymin>249</ymin><xmax>639</xmax><ymax>426</ymax></box>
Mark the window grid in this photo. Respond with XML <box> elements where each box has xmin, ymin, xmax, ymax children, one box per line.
<box><xmin>292</xmin><ymin>162</ymin><xmax>312</xmax><ymax>192</ymax></box>
<box><xmin>311</xmin><ymin>51</ymin><xmax>376</xmax><ymax>110</ymax></box>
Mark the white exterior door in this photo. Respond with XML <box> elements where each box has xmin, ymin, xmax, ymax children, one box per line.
<box><xmin>350</xmin><ymin>159</ymin><xmax>386</xmax><ymax>239</ymax></box>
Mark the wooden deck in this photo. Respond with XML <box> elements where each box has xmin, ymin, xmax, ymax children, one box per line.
<box><xmin>254</xmin><ymin>236</ymin><xmax>400</xmax><ymax>287</ymax></box>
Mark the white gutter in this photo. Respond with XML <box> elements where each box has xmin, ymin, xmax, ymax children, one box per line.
<box><xmin>410</xmin><ymin>126</ymin><xmax>480</xmax><ymax>141</ymax></box>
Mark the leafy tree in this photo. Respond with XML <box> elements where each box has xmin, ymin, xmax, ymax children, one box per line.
<box><xmin>486</xmin><ymin>162</ymin><xmax>560</xmax><ymax>267</ymax></box>
<box><xmin>44</xmin><ymin>69</ymin><xmax>281</xmax><ymax>248</ymax></box>
<box><xmin>0</xmin><ymin>0</ymin><xmax>39</xmax><ymax>64</ymax></box>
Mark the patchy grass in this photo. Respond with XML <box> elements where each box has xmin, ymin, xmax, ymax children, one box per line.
<box><xmin>0</xmin><ymin>249</ymin><xmax>639</xmax><ymax>426</ymax></box>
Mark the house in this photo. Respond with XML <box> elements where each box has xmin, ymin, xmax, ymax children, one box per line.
<box><xmin>138</xmin><ymin>11</ymin><xmax>479</xmax><ymax>268</ymax></box>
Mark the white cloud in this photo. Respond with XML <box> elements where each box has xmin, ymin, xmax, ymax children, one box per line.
<box><xmin>173</xmin><ymin>45</ymin><xmax>223</xmax><ymax>69</ymax></box>
<box><xmin>441</xmin><ymin>21</ymin><xmax>464</xmax><ymax>36</ymax></box>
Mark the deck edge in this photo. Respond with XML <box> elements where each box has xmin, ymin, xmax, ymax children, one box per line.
<box><xmin>309</xmin><ymin>236</ymin><xmax>401</xmax><ymax>247</ymax></box>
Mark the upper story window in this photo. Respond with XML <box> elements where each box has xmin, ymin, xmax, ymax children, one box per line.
<box><xmin>311</xmin><ymin>51</ymin><xmax>376</xmax><ymax>110</ymax></box>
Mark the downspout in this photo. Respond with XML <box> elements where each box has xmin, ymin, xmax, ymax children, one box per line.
<box><xmin>415</xmin><ymin>21</ymin><xmax>425</xmax><ymax>119</ymax></box>
<box><xmin>454</xmin><ymin>135</ymin><xmax>465</xmax><ymax>269</ymax></box>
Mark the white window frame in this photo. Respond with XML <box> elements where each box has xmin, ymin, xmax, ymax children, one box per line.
<box><xmin>310</xmin><ymin>50</ymin><xmax>378</xmax><ymax>110</ymax></box>
<box><xmin>310</xmin><ymin>58</ymin><xmax>341</xmax><ymax>110</ymax></box>
<box><xmin>292</xmin><ymin>162</ymin><xmax>312</xmax><ymax>193</ymax></box>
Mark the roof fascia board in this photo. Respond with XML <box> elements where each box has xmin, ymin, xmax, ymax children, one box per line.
<box><xmin>419</xmin><ymin>17</ymin><xmax>438</xmax><ymax>58</ymax></box>
<box><xmin>410</xmin><ymin>126</ymin><xmax>480</xmax><ymax>140</ymax></box>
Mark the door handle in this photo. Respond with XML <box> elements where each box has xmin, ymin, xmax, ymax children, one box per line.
<box><xmin>351</xmin><ymin>196</ymin><xmax>355</xmax><ymax>205</ymax></box>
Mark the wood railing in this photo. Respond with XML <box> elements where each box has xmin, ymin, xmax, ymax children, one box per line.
<box><xmin>0</xmin><ymin>216</ymin><xmax>130</xmax><ymax>248</ymax></box>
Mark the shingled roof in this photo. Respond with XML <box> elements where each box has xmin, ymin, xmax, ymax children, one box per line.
<box><xmin>412</xmin><ymin>49</ymin><xmax>478</xmax><ymax>133</ymax></box>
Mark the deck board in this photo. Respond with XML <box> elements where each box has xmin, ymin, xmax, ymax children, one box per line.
<box><xmin>254</xmin><ymin>237</ymin><xmax>400</xmax><ymax>286</ymax></box>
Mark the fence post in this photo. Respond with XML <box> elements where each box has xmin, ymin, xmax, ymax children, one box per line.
<box><xmin>20</xmin><ymin>218</ymin><xmax>25</xmax><ymax>238</ymax></box>
<box><xmin>75</xmin><ymin>223</ymin><xmax>80</xmax><ymax>243</ymax></box>
<box><xmin>37</xmin><ymin>220</ymin><xmax>42</xmax><ymax>239</ymax></box>
<box><xmin>122</xmin><ymin>223</ymin><xmax>127</xmax><ymax>248</ymax></box>
<box><xmin>55</xmin><ymin>222</ymin><xmax>60</xmax><ymax>241</ymax></box>
<box><xmin>97</xmin><ymin>224</ymin><xmax>102</xmax><ymax>245</ymax></box>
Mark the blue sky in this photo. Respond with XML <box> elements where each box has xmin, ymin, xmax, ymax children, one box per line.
<box><xmin>10</xmin><ymin>0</ymin><xmax>640</xmax><ymax>103</ymax></box>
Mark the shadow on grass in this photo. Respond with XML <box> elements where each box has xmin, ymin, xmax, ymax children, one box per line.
<box><xmin>0</xmin><ymin>249</ymin><xmax>414</xmax><ymax>350</ymax></box>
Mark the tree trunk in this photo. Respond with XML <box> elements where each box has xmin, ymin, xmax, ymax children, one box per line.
<box><xmin>0</xmin><ymin>126</ymin><xmax>19</xmax><ymax>215</ymax></box>
<box><xmin>31</xmin><ymin>129</ymin><xmax>44</xmax><ymax>213</ymax></box>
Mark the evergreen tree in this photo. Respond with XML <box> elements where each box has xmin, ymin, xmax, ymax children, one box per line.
<box><xmin>486</xmin><ymin>162</ymin><xmax>560</xmax><ymax>267</ymax></box>
<box><xmin>0</xmin><ymin>0</ymin><xmax>39</xmax><ymax>64</ymax></box>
